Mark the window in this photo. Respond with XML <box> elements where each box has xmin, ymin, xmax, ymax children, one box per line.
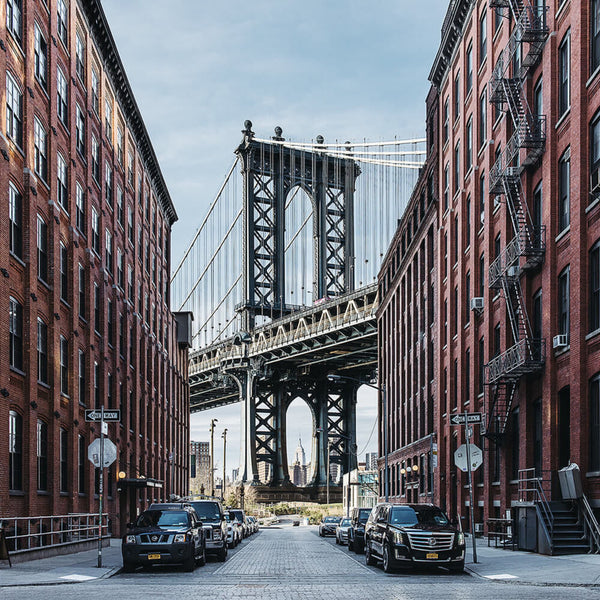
<box><xmin>511</xmin><ymin>409</ymin><xmax>520</xmax><ymax>481</ymax></box>
<box><xmin>9</xmin><ymin>297</ymin><xmax>23</xmax><ymax>370</ymax></box>
<box><xmin>76</xmin><ymin>32</ymin><xmax>85</xmax><ymax>81</ymax></box>
<box><xmin>34</xmin><ymin>24</ymin><xmax>47</xmax><ymax>88</ymax></box>
<box><xmin>593</xmin><ymin>0</ymin><xmax>600</xmax><ymax>74</ymax></box>
<box><xmin>117</xmin><ymin>186</ymin><xmax>124</xmax><ymax>226</ymax></box>
<box><xmin>117</xmin><ymin>248</ymin><xmax>124</xmax><ymax>288</ymax></box>
<box><xmin>117</xmin><ymin>126</ymin><xmax>124</xmax><ymax>165</ymax></box>
<box><xmin>559</xmin><ymin>148</ymin><xmax>570</xmax><ymax>232</ymax></box>
<box><xmin>558</xmin><ymin>266</ymin><xmax>570</xmax><ymax>341</ymax></box>
<box><xmin>479</xmin><ymin>253</ymin><xmax>485</xmax><ymax>297</ymax></box>
<box><xmin>9</xmin><ymin>182</ymin><xmax>22</xmax><ymax>258</ymax></box>
<box><xmin>79</xmin><ymin>263</ymin><xmax>86</xmax><ymax>319</ymax></box>
<box><xmin>534</xmin><ymin>77</ymin><xmax>543</xmax><ymax>118</ymax></box>
<box><xmin>105</xmin><ymin>97</ymin><xmax>113</xmax><ymax>141</ymax></box>
<box><xmin>90</xmin><ymin>137</ymin><xmax>100</xmax><ymax>183</ymax></box>
<box><xmin>591</xmin><ymin>112</ymin><xmax>600</xmax><ymax>202</ymax></box>
<box><xmin>128</xmin><ymin>205</ymin><xmax>134</xmax><ymax>244</ymax></box>
<box><xmin>57</xmin><ymin>153</ymin><xmax>68</xmax><ymax>210</ymax></box>
<box><xmin>494</xmin><ymin>323</ymin><xmax>501</xmax><ymax>357</ymax></box>
<box><xmin>466</xmin><ymin>116</ymin><xmax>473</xmax><ymax>171</ymax></box>
<box><xmin>37</xmin><ymin>215</ymin><xmax>48</xmax><ymax>282</ymax></box>
<box><xmin>559</xmin><ymin>31</ymin><xmax>570</xmax><ymax>116</ymax></box>
<box><xmin>128</xmin><ymin>265</ymin><xmax>134</xmax><ymax>302</ymax></box>
<box><xmin>465</xmin><ymin>348</ymin><xmax>471</xmax><ymax>404</ymax></box>
<box><xmin>591</xmin><ymin>241</ymin><xmax>600</xmax><ymax>332</ymax></box>
<box><xmin>443</xmin><ymin>97</ymin><xmax>449</xmax><ymax>143</ymax></box>
<box><xmin>76</xmin><ymin>183</ymin><xmax>86</xmax><ymax>233</ymax></box>
<box><xmin>443</xmin><ymin>299</ymin><xmax>447</xmax><ymax>345</ymax></box>
<box><xmin>60</xmin><ymin>428</ymin><xmax>68</xmax><ymax>493</ymax></box>
<box><xmin>37</xmin><ymin>420</ymin><xmax>48</xmax><ymax>491</ymax></box>
<box><xmin>91</xmin><ymin>68</ymin><xmax>100</xmax><ymax>115</ymax></box>
<box><xmin>59</xmin><ymin>336</ymin><xmax>69</xmax><ymax>395</ymax></box>
<box><xmin>76</xmin><ymin>104</ymin><xmax>85</xmax><ymax>155</ymax></box>
<box><xmin>9</xmin><ymin>411</ymin><xmax>23</xmax><ymax>491</ymax></box>
<box><xmin>107</xmin><ymin>300</ymin><xmax>114</xmax><ymax>347</ymax></box>
<box><xmin>57</xmin><ymin>0</ymin><xmax>68</xmax><ymax>45</ymax></box>
<box><xmin>494</xmin><ymin>7</ymin><xmax>502</xmax><ymax>34</ymax></box>
<box><xmin>6</xmin><ymin>0</ymin><xmax>22</xmax><ymax>43</ymax></box>
<box><xmin>91</xmin><ymin>207</ymin><xmax>100</xmax><ymax>254</ymax></box>
<box><xmin>78</xmin><ymin>349</ymin><xmax>86</xmax><ymax>405</ymax></box>
<box><xmin>533</xmin><ymin>181</ymin><xmax>543</xmax><ymax>232</ymax></box>
<box><xmin>479</xmin><ymin>9</ymin><xmax>487</xmax><ymax>62</ymax></box>
<box><xmin>443</xmin><ymin>163</ymin><xmax>449</xmax><ymax>210</ymax></box>
<box><xmin>34</xmin><ymin>118</ymin><xmax>48</xmax><ymax>181</ymax></box>
<box><xmin>466</xmin><ymin>43</ymin><xmax>473</xmax><ymax>95</ymax></box>
<box><xmin>128</xmin><ymin>152</ymin><xmax>134</xmax><ymax>186</ymax></box>
<box><xmin>591</xmin><ymin>373</ymin><xmax>600</xmax><ymax>471</ymax></box>
<box><xmin>465</xmin><ymin>271</ymin><xmax>471</xmax><ymax>324</ymax></box>
<box><xmin>105</xmin><ymin>229</ymin><xmax>113</xmax><ymax>273</ymax></box>
<box><xmin>37</xmin><ymin>318</ymin><xmax>48</xmax><ymax>383</ymax></box>
<box><xmin>533</xmin><ymin>288</ymin><xmax>543</xmax><ymax>342</ymax></box>
<box><xmin>6</xmin><ymin>72</ymin><xmax>23</xmax><ymax>147</ymax></box>
<box><xmin>60</xmin><ymin>242</ymin><xmax>68</xmax><ymax>301</ymax></box>
<box><xmin>78</xmin><ymin>434</ymin><xmax>86</xmax><ymax>494</ymax></box>
<box><xmin>479</xmin><ymin>173</ymin><xmax>485</xmax><ymax>226</ymax></box>
<box><xmin>453</xmin><ymin>358</ymin><xmax>458</xmax><ymax>408</ymax></box>
<box><xmin>479</xmin><ymin>90</ymin><xmax>487</xmax><ymax>149</ymax></box>
<box><xmin>94</xmin><ymin>283</ymin><xmax>100</xmax><ymax>332</ymax></box>
<box><xmin>454</xmin><ymin>72</ymin><xmax>460</xmax><ymax>120</ymax></box>
<box><xmin>57</xmin><ymin>67</ymin><xmax>68</xmax><ymax>125</ymax></box>
<box><xmin>454</xmin><ymin>142</ymin><xmax>460</xmax><ymax>194</ymax></box>
<box><xmin>478</xmin><ymin>336</ymin><xmax>485</xmax><ymax>394</ymax></box>
<box><xmin>105</xmin><ymin>162</ymin><xmax>113</xmax><ymax>207</ymax></box>
<box><xmin>94</xmin><ymin>361</ymin><xmax>100</xmax><ymax>407</ymax></box>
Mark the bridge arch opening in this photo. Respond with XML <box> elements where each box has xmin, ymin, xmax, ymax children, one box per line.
<box><xmin>284</xmin><ymin>186</ymin><xmax>315</xmax><ymax>307</ymax></box>
<box><xmin>285</xmin><ymin>397</ymin><xmax>314</xmax><ymax>486</ymax></box>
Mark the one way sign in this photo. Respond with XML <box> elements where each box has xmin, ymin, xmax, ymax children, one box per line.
<box><xmin>85</xmin><ymin>409</ymin><xmax>121</xmax><ymax>422</ymax></box>
<box><xmin>450</xmin><ymin>412</ymin><xmax>483</xmax><ymax>425</ymax></box>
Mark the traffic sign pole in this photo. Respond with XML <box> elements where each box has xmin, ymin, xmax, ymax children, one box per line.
<box><xmin>98</xmin><ymin>406</ymin><xmax>104</xmax><ymax>568</ymax></box>
<box><xmin>464</xmin><ymin>413</ymin><xmax>478</xmax><ymax>564</ymax></box>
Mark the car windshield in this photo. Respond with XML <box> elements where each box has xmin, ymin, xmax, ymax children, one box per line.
<box><xmin>340</xmin><ymin>518</ymin><xmax>351</xmax><ymax>526</ymax></box>
<box><xmin>324</xmin><ymin>517</ymin><xmax>340</xmax><ymax>523</ymax></box>
<box><xmin>190</xmin><ymin>502</ymin><xmax>221</xmax><ymax>521</ymax></box>
<box><xmin>389</xmin><ymin>506</ymin><xmax>419</xmax><ymax>527</ymax></box>
<box><xmin>413</xmin><ymin>506</ymin><xmax>450</xmax><ymax>526</ymax></box>
<box><xmin>358</xmin><ymin>509</ymin><xmax>371</xmax><ymax>523</ymax></box>
<box><xmin>136</xmin><ymin>510</ymin><xmax>190</xmax><ymax>528</ymax></box>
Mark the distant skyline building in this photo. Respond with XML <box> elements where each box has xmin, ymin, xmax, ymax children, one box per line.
<box><xmin>189</xmin><ymin>441</ymin><xmax>211</xmax><ymax>495</ymax></box>
<box><xmin>365</xmin><ymin>453</ymin><xmax>378</xmax><ymax>471</ymax></box>
<box><xmin>290</xmin><ymin>438</ymin><xmax>309</xmax><ymax>486</ymax></box>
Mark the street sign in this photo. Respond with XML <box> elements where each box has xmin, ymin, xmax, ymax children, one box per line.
<box><xmin>450</xmin><ymin>412</ymin><xmax>483</xmax><ymax>425</ymax></box>
<box><xmin>85</xmin><ymin>409</ymin><xmax>121</xmax><ymax>422</ymax></box>
<box><xmin>88</xmin><ymin>438</ymin><xmax>117</xmax><ymax>467</ymax></box>
<box><xmin>454</xmin><ymin>443</ymin><xmax>483</xmax><ymax>472</ymax></box>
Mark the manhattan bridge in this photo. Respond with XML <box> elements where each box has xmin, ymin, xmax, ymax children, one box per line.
<box><xmin>171</xmin><ymin>121</ymin><xmax>425</xmax><ymax>502</ymax></box>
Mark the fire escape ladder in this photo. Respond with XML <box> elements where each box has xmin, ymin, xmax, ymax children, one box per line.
<box><xmin>485</xmin><ymin>1</ymin><xmax>548</xmax><ymax>445</ymax></box>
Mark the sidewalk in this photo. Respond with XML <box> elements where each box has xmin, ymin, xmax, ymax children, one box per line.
<box><xmin>465</xmin><ymin>537</ymin><xmax>600</xmax><ymax>587</ymax></box>
<box><xmin>0</xmin><ymin>538</ymin><xmax>122</xmax><ymax>587</ymax></box>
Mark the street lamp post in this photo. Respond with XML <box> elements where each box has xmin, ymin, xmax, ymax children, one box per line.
<box><xmin>210</xmin><ymin>418</ymin><xmax>218</xmax><ymax>497</ymax></box>
<box><xmin>327</xmin><ymin>374</ymin><xmax>388</xmax><ymax>502</ymax></box>
<box><xmin>222</xmin><ymin>428</ymin><xmax>228</xmax><ymax>501</ymax></box>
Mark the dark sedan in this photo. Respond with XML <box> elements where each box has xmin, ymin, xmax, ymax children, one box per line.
<box><xmin>121</xmin><ymin>507</ymin><xmax>206</xmax><ymax>572</ymax></box>
<box><xmin>318</xmin><ymin>516</ymin><xmax>341</xmax><ymax>537</ymax></box>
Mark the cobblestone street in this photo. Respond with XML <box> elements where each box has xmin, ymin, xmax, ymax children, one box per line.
<box><xmin>3</xmin><ymin>523</ymin><xmax>599</xmax><ymax>599</ymax></box>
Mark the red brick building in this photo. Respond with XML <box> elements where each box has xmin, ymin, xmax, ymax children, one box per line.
<box><xmin>379</xmin><ymin>0</ymin><xmax>600</xmax><ymax>536</ymax></box>
<box><xmin>1</xmin><ymin>0</ymin><xmax>190</xmax><ymax>536</ymax></box>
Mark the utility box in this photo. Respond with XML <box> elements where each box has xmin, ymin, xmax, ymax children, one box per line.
<box><xmin>558</xmin><ymin>463</ymin><xmax>583</xmax><ymax>500</ymax></box>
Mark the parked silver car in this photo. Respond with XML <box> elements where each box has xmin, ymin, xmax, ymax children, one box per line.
<box><xmin>335</xmin><ymin>517</ymin><xmax>352</xmax><ymax>545</ymax></box>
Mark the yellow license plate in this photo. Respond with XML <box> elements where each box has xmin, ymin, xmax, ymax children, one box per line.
<box><xmin>147</xmin><ymin>553</ymin><xmax>161</xmax><ymax>560</ymax></box>
<box><xmin>426</xmin><ymin>553</ymin><xmax>439</xmax><ymax>560</ymax></box>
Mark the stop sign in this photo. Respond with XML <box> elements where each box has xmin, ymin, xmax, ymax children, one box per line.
<box><xmin>454</xmin><ymin>443</ymin><xmax>483</xmax><ymax>472</ymax></box>
<box><xmin>88</xmin><ymin>438</ymin><xmax>117</xmax><ymax>468</ymax></box>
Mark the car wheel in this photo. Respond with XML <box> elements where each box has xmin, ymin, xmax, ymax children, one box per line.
<box><xmin>335</xmin><ymin>534</ymin><xmax>340</xmax><ymax>544</ymax></box>
<box><xmin>121</xmin><ymin>561</ymin><xmax>136</xmax><ymax>573</ymax></box>
<box><xmin>319</xmin><ymin>529</ymin><xmax>323</xmax><ymax>537</ymax></box>
<box><xmin>196</xmin><ymin>544</ymin><xmax>206</xmax><ymax>567</ymax></box>
<box><xmin>449</xmin><ymin>559</ymin><xmax>464</xmax><ymax>573</ymax></box>
<box><xmin>382</xmin><ymin>544</ymin><xmax>394</xmax><ymax>573</ymax></box>
<box><xmin>348</xmin><ymin>538</ymin><xmax>354</xmax><ymax>552</ymax></box>
<box><xmin>365</xmin><ymin>541</ymin><xmax>376</xmax><ymax>566</ymax></box>
<box><xmin>217</xmin><ymin>545</ymin><xmax>228</xmax><ymax>562</ymax></box>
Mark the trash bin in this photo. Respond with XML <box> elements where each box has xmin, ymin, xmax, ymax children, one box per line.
<box><xmin>558</xmin><ymin>463</ymin><xmax>583</xmax><ymax>499</ymax></box>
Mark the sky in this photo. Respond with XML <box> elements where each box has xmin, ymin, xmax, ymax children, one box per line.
<box><xmin>101</xmin><ymin>0</ymin><xmax>450</xmax><ymax>478</ymax></box>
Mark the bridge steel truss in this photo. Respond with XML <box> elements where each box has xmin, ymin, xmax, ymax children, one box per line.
<box><xmin>485</xmin><ymin>0</ymin><xmax>548</xmax><ymax>443</ymax></box>
<box><xmin>189</xmin><ymin>284</ymin><xmax>378</xmax><ymax>502</ymax></box>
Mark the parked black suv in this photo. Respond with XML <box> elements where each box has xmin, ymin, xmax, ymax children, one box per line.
<box><xmin>364</xmin><ymin>503</ymin><xmax>465</xmax><ymax>573</ymax></box>
<box><xmin>121</xmin><ymin>506</ymin><xmax>206</xmax><ymax>572</ymax></box>
<box><xmin>188</xmin><ymin>499</ymin><xmax>228</xmax><ymax>561</ymax></box>
<box><xmin>347</xmin><ymin>507</ymin><xmax>372</xmax><ymax>553</ymax></box>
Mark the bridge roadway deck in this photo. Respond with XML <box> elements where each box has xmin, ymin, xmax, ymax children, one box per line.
<box><xmin>188</xmin><ymin>284</ymin><xmax>379</xmax><ymax>412</ymax></box>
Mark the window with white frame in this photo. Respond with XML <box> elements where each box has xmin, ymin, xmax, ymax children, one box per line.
<box><xmin>76</xmin><ymin>31</ymin><xmax>85</xmax><ymax>82</ymax></box>
<box><xmin>37</xmin><ymin>419</ymin><xmax>48</xmax><ymax>491</ymax></box>
<box><xmin>466</xmin><ymin>42</ymin><xmax>473</xmax><ymax>95</ymax></box>
<box><xmin>9</xmin><ymin>182</ymin><xmax>22</xmax><ymax>258</ymax></box>
<box><xmin>37</xmin><ymin>318</ymin><xmax>48</xmax><ymax>384</ymax></box>
<box><xmin>479</xmin><ymin>9</ymin><xmax>487</xmax><ymax>62</ymax></box>
<box><xmin>105</xmin><ymin>229</ymin><xmax>113</xmax><ymax>273</ymax></box>
<box><xmin>34</xmin><ymin>118</ymin><xmax>48</xmax><ymax>181</ymax></box>
<box><xmin>7</xmin><ymin>0</ymin><xmax>23</xmax><ymax>43</ymax></box>
<box><xmin>79</xmin><ymin>263</ymin><xmax>86</xmax><ymax>319</ymax></box>
<box><xmin>60</xmin><ymin>241</ymin><xmax>68</xmax><ymax>301</ymax></box>
<box><xmin>127</xmin><ymin>152</ymin><xmax>134</xmax><ymax>186</ymax></box>
<box><xmin>57</xmin><ymin>0</ymin><xmax>68</xmax><ymax>46</ymax></box>
<box><xmin>6</xmin><ymin>72</ymin><xmax>23</xmax><ymax>147</ymax></box>
<box><xmin>127</xmin><ymin>204</ymin><xmax>134</xmax><ymax>244</ymax></box>
<box><xmin>34</xmin><ymin>24</ymin><xmax>47</xmax><ymax>88</ymax></box>
<box><xmin>76</xmin><ymin>104</ymin><xmax>85</xmax><ymax>155</ymax></box>
<box><xmin>9</xmin><ymin>296</ymin><xmax>23</xmax><ymax>371</ymax></box>
<box><xmin>78</xmin><ymin>349</ymin><xmax>86</xmax><ymax>404</ymax></box>
<box><xmin>117</xmin><ymin>126</ymin><xmax>123</xmax><ymax>165</ymax></box>
<box><xmin>60</xmin><ymin>335</ymin><xmax>69</xmax><ymax>395</ymax></box>
<box><xmin>57</xmin><ymin>152</ymin><xmax>68</xmax><ymax>210</ymax></box>
<box><xmin>117</xmin><ymin>248</ymin><xmax>124</xmax><ymax>288</ymax></box>
<box><xmin>559</xmin><ymin>30</ymin><xmax>570</xmax><ymax>117</ymax></box>
<box><xmin>91</xmin><ymin>207</ymin><xmax>100</xmax><ymax>254</ymax></box>
<box><xmin>37</xmin><ymin>214</ymin><xmax>48</xmax><ymax>282</ymax></box>
<box><xmin>91</xmin><ymin>135</ymin><xmax>100</xmax><ymax>182</ymax></box>
<box><xmin>105</xmin><ymin>97</ymin><xmax>113</xmax><ymax>141</ymax></box>
<box><xmin>559</xmin><ymin>148</ymin><xmax>570</xmax><ymax>232</ymax></box>
<box><xmin>76</xmin><ymin>182</ymin><xmax>85</xmax><ymax>233</ymax></box>
<box><xmin>558</xmin><ymin>265</ymin><xmax>570</xmax><ymax>341</ymax></box>
<box><xmin>91</xmin><ymin>68</ymin><xmax>100</xmax><ymax>115</ymax></box>
<box><xmin>57</xmin><ymin>66</ymin><xmax>68</xmax><ymax>125</ymax></box>
<box><xmin>592</xmin><ymin>0</ymin><xmax>600</xmax><ymax>74</ymax></box>
<box><xmin>105</xmin><ymin>161</ymin><xmax>113</xmax><ymax>207</ymax></box>
<box><xmin>117</xmin><ymin>186</ymin><xmax>124</xmax><ymax>226</ymax></box>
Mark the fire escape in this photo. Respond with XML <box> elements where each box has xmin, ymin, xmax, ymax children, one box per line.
<box><xmin>485</xmin><ymin>1</ymin><xmax>548</xmax><ymax>443</ymax></box>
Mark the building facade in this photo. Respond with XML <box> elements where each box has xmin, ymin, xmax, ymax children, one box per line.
<box><xmin>1</xmin><ymin>0</ymin><xmax>190</xmax><ymax>537</ymax></box>
<box><xmin>380</xmin><ymin>0</ymin><xmax>600</xmax><ymax>533</ymax></box>
<box><xmin>189</xmin><ymin>440</ymin><xmax>210</xmax><ymax>495</ymax></box>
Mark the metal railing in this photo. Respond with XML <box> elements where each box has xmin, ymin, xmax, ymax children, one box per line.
<box><xmin>486</xmin><ymin>338</ymin><xmax>545</xmax><ymax>384</ymax></box>
<box><xmin>580</xmin><ymin>495</ymin><xmax>600</xmax><ymax>553</ymax></box>
<box><xmin>0</xmin><ymin>513</ymin><xmax>109</xmax><ymax>555</ymax></box>
<box><xmin>518</xmin><ymin>468</ymin><xmax>553</xmax><ymax>553</ymax></box>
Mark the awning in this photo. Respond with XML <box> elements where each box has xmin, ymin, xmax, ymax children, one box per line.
<box><xmin>119</xmin><ymin>477</ymin><xmax>163</xmax><ymax>489</ymax></box>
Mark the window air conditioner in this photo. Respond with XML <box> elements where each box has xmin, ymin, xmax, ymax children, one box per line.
<box><xmin>552</xmin><ymin>334</ymin><xmax>568</xmax><ymax>349</ymax></box>
<box><xmin>470</xmin><ymin>297</ymin><xmax>484</xmax><ymax>311</ymax></box>
<box><xmin>474</xmin><ymin>523</ymin><xmax>484</xmax><ymax>534</ymax></box>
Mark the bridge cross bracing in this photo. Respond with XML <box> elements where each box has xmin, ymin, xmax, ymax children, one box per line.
<box><xmin>171</xmin><ymin>122</ymin><xmax>424</xmax><ymax>502</ymax></box>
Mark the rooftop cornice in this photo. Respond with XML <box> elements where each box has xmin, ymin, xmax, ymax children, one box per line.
<box><xmin>81</xmin><ymin>0</ymin><xmax>178</xmax><ymax>226</ymax></box>
<box><xmin>428</xmin><ymin>0</ymin><xmax>474</xmax><ymax>89</ymax></box>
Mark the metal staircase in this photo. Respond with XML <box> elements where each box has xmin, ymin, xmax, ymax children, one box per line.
<box><xmin>484</xmin><ymin>1</ymin><xmax>548</xmax><ymax>442</ymax></box>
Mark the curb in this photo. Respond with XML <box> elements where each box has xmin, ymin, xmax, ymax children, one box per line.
<box><xmin>464</xmin><ymin>565</ymin><xmax>600</xmax><ymax>589</ymax></box>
